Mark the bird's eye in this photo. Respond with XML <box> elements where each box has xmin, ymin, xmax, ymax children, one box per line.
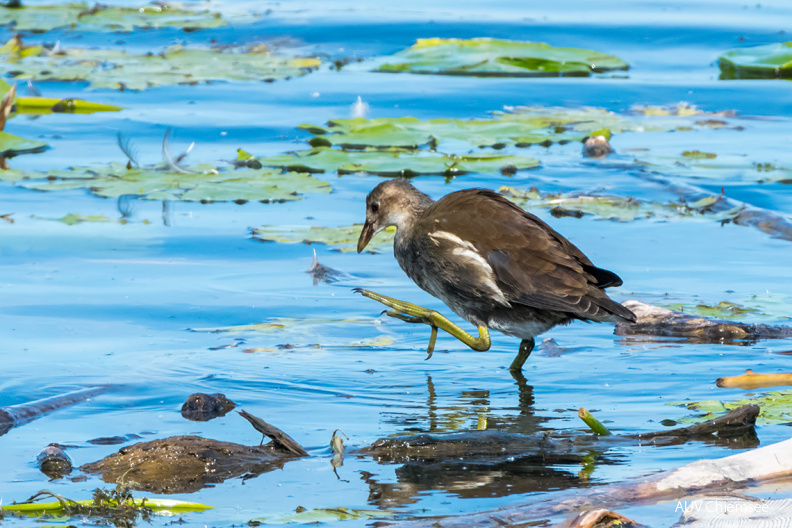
<box><xmin>370</xmin><ymin>201</ymin><xmax>380</xmax><ymax>213</ymax></box>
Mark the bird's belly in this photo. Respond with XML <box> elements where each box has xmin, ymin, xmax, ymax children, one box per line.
<box><xmin>487</xmin><ymin>307</ymin><xmax>571</xmax><ymax>340</ymax></box>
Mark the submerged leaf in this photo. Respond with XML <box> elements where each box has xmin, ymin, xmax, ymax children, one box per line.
<box><xmin>377</xmin><ymin>38</ymin><xmax>628</xmax><ymax>77</ymax></box>
<box><xmin>252</xmin><ymin>224</ymin><xmax>396</xmax><ymax>253</ymax></box>
<box><xmin>251</xmin><ymin>506</ymin><xmax>393</xmax><ymax>524</ymax></box>
<box><xmin>258</xmin><ymin>146</ymin><xmax>538</xmax><ymax>175</ymax></box>
<box><xmin>719</xmin><ymin>42</ymin><xmax>792</xmax><ymax>79</ymax></box>
<box><xmin>499</xmin><ymin>186</ymin><xmax>740</xmax><ymax>223</ymax></box>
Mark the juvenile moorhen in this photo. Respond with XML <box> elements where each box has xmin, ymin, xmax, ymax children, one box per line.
<box><xmin>355</xmin><ymin>179</ymin><xmax>636</xmax><ymax>372</ymax></box>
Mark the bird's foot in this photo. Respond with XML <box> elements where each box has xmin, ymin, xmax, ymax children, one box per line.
<box><xmin>354</xmin><ymin>288</ymin><xmax>491</xmax><ymax>358</ymax></box>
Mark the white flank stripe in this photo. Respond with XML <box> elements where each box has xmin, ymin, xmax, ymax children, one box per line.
<box><xmin>429</xmin><ymin>230</ymin><xmax>477</xmax><ymax>252</ymax></box>
<box><xmin>429</xmin><ymin>231</ymin><xmax>509</xmax><ymax>306</ymax></box>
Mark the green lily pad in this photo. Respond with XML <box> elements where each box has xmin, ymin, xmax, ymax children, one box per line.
<box><xmin>0</xmin><ymin>2</ymin><xmax>246</xmax><ymax>33</ymax></box>
<box><xmin>719</xmin><ymin>42</ymin><xmax>792</xmax><ymax>79</ymax></box>
<box><xmin>14</xmin><ymin>96</ymin><xmax>122</xmax><ymax>115</ymax></box>
<box><xmin>252</xmin><ymin>506</ymin><xmax>393</xmax><ymax>524</ymax></box>
<box><xmin>251</xmin><ymin>224</ymin><xmax>396</xmax><ymax>253</ymax></box>
<box><xmin>377</xmin><ymin>38</ymin><xmax>628</xmax><ymax>77</ymax></box>
<box><xmin>2</xmin><ymin>498</ymin><xmax>212</xmax><ymax>516</ymax></box>
<box><xmin>0</xmin><ymin>130</ymin><xmax>48</xmax><ymax>156</ymax></box>
<box><xmin>299</xmin><ymin>104</ymin><xmax>738</xmax><ymax>151</ymax></box>
<box><xmin>0</xmin><ymin>40</ymin><xmax>321</xmax><ymax>90</ymax></box>
<box><xmin>299</xmin><ymin>117</ymin><xmax>585</xmax><ymax>150</ymax></box>
<box><xmin>499</xmin><ymin>186</ymin><xmax>743</xmax><ymax>223</ymax></box>
<box><xmin>258</xmin><ymin>147</ymin><xmax>538</xmax><ymax>176</ymax></box>
<box><xmin>672</xmin><ymin>390</ymin><xmax>792</xmax><ymax>425</ymax></box>
<box><xmin>4</xmin><ymin>162</ymin><xmax>330</xmax><ymax>203</ymax></box>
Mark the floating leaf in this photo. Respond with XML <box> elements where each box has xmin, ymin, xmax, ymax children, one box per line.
<box><xmin>671</xmin><ymin>390</ymin><xmax>792</xmax><ymax>425</ymax></box>
<box><xmin>719</xmin><ymin>42</ymin><xmax>792</xmax><ymax>79</ymax></box>
<box><xmin>251</xmin><ymin>506</ymin><xmax>394</xmax><ymax>524</ymax></box>
<box><xmin>0</xmin><ymin>130</ymin><xmax>48</xmax><ymax>156</ymax></box>
<box><xmin>377</xmin><ymin>38</ymin><xmax>628</xmax><ymax>77</ymax></box>
<box><xmin>0</xmin><ymin>2</ymin><xmax>249</xmax><ymax>33</ymax></box>
<box><xmin>15</xmin><ymin>97</ymin><xmax>122</xmax><ymax>115</ymax></box>
<box><xmin>4</xmin><ymin>162</ymin><xmax>330</xmax><ymax>203</ymax></box>
<box><xmin>300</xmin><ymin>105</ymin><xmax>740</xmax><ymax>152</ymax></box>
<box><xmin>258</xmin><ymin>147</ymin><xmax>539</xmax><ymax>175</ymax></box>
<box><xmin>251</xmin><ymin>224</ymin><xmax>395</xmax><ymax>253</ymax></box>
<box><xmin>2</xmin><ymin>498</ymin><xmax>212</xmax><ymax>516</ymax></box>
<box><xmin>0</xmin><ymin>39</ymin><xmax>321</xmax><ymax>90</ymax></box>
<box><xmin>299</xmin><ymin>118</ymin><xmax>584</xmax><ymax>150</ymax></box>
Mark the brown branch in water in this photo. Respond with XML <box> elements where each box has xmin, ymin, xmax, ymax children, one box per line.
<box><xmin>0</xmin><ymin>83</ymin><xmax>17</xmax><ymax>132</ymax></box>
<box><xmin>615</xmin><ymin>300</ymin><xmax>792</xmax><ymax>343</ymax></box>
<box><xmin>237</xmin><ymin>409</ymin><xmax>308</xmax><ymax>456</ymax></box>
<box><xmin>635</xmin><ymin>404</ymin><xmax>759</xmax><ymax>444</ymax></box>
<box><xmin>717</xmin><ymin>369</ymin><xmax>792</xmax><ymax>389</ymax></box>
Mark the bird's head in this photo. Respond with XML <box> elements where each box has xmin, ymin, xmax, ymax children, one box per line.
<box><xmin>357</xmin><ymin>179</ymin><xmax>433</xmax><ymax>253</ymax></box>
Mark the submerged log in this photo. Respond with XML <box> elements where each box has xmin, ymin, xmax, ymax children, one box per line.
<box><xmin>362</xmin><ymin>430</ymin><xmax>580</xmax><ymax>462</ymax></box>
<box><xmin>634</xmin><ymin>404</ymin><xmax>759</xmax><ymax>447</ymax></box>
<box><xmin>37</xmin><ymin>443</ymin><xmax>73</xmax><ymax>479</ymax></box>
<box><xmin>615</xmin><ymin>300</ymin><xmax>792</xmax><ymax>342</ymax></box>
<box><xmin>0</xmin><ymin>386</ymin><xmax>109</xmax><ymax>437</ymax></box>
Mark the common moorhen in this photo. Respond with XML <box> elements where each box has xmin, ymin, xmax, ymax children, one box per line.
<box><xmin>355</xmin><ymin>179</ymin><xmax>636</xmax><ymax>371</ymax></box>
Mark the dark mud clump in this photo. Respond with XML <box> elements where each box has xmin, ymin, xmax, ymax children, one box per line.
<box><xmin>181</xmin><ymin>393</ymin><xmax>236</xmax><ymax>421</ymax></box>
<box><xmin>81</xmin><ymin>435</ymin><xmax>299</xmax><ymax>493</ymax></box>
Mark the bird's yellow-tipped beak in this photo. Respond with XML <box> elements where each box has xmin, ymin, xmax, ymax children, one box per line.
<box><xmin>357</xmin><ymin>220</ymin><xmax>375</xmax><ymax>253</ymax></box>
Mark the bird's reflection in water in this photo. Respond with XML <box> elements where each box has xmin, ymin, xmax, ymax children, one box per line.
<box><xmin>381</xmin><ymin>374</ymin><xmax>547</xmax><ymax>436</ymax></box>
<box><xmin>364</xmin><ymin>374</ymin><xmax>612</xmax><ymax>507</ymax></box>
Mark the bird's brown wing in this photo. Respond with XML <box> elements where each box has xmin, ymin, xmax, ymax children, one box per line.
<box><xmin>429</xmin><ymin>189</ymin><xmax>635</xmax><ymax>322</ymax></box>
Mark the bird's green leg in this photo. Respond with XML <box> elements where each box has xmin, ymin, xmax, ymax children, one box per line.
<box><xmin>510</xmin><ymin>338</ymin><xmax>535</xmax><ymax>372</ymax></box>
<box><xmin>354</xmin><ymin>289</ymin><xmax>491</xmax><ymax>359</ymax></box>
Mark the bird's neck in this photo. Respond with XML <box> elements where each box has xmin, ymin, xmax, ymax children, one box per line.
<box><xmin>393</xmin><ymin>188</ymin><xmax>434</xmax><ymax>236</ymax></box>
